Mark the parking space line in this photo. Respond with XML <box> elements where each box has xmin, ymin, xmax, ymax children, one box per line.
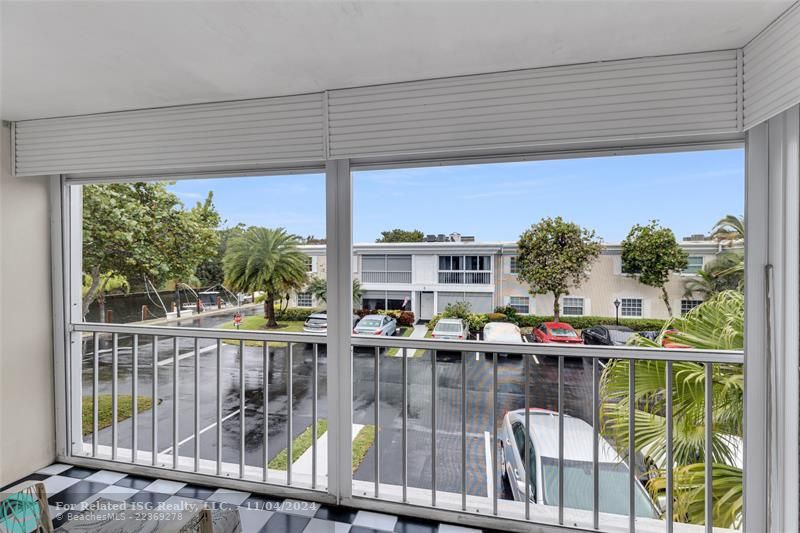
<box><xmin>533</xmin><ymin>355</ymin><xmax>540</xmax><ymax>365</ymax></box>
<box><xmin>160</xmin><ymin>408</ymin><xmax>241</xmax><ymax>455</ymax></box>
<box><xmin>484</xmin><ymin>431</ymin><xmax>494</xmax><ymax>501</ymax></box>
<box><xmin>158</xmin><ymin>344</ymin><xmax>217</xmax><ymax>366</ymax></box>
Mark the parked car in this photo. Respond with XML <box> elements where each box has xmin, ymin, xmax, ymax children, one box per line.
<box><xmin>482</xmin><ymin>322</ymin><xmax>527</xmax><ymax>357</ymax></box>
<box><xmin>354</xmin><ymin>314</ymin><xmax>397</xmax><ymax>336</ymax></box>
<box><xmin>639</xmin><ymin>329</ymin><xmax>691</xmax><ymax>349</ymax></box>
<box><xmin>581</xmin><ymin>325</ymin><xmax>636</xmax><ymax>346</ymax></box>
<box><xmin>432</xmin><ymin>318</ymin><xmax>468</xmax><ymax>340</ymax></box>
<box><xmin>532</xmin><ymin>322</ymin><xmax>583</xmax><ymax>344</ymax></box>
<box><xmin>499</xmin><ymin>408</ymin><xmax>659</xmax><ymax>518</ymax></box>
<box><xmin>303</xmin><ymin>311</ymin><xmax>359</xmax><ymax>333</ymax></box>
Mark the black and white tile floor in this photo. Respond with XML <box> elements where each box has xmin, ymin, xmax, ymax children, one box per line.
<box><xmin>2</xmin><ymin>464</ymin><xmax>494</xmax><ymax>533</ymax></box>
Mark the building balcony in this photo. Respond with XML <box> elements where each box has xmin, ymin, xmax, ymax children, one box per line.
<box><xmin>438</xmin><ymin>271</ymin><xmax>492</xmax><ymax>284</ymax></box>
<box><xmin>360</xmin><ymin>271</ymin><xmax>412</xmax><ymax>284</ymax></box>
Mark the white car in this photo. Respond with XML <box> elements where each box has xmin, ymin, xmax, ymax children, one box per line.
<box><xmin>482</xmin><ymin>322</ymin><xmax>525</xmax><ymax>343</ymax></box>
<box><xmin>499</xmin><ymin>408</ymin><xmax>659</xmax><ymax>519</ymax></box>
<box><xmin>432</xmin><ymin>318</ymin><xmax>469</xmax><ymax>340</ymax></box>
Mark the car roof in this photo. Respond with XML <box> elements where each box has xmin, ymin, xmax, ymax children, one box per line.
<box><xmin>359</xmin><ymin>314</ymin><xmax>385</xmax><ymax>320</ymax></box>
<box><xmin>483</xmin><ymin>322</ymin><xmax>522</xmax><ymax>342</ymax></box>
<box><xmin>307</xmin><ymin>312</ymin><xmax>327</xmax><ymax>319</ymax></box>
<box><xmin>508</xmin><ymin>409</ymin><xmax>622</xmax><ymax>463</ymax></box>
<box><xmin>436</xmin><ymin>318</ymin><xmax>464</xmax><ymax>326</ymax></box>
<box><xmin>543</xmin><ymin>322</ymin><xmax>575</xmax><ymax>329</ymax></box>
<box><xmin>603</xmin><ymin>325</ymin><xmax>634</xmax><ymax>332</ymax></box>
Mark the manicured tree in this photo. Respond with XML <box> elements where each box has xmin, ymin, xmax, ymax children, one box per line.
<box><xmin>222</xmin><ymin>227</ymin><xmax>308</xmax><ymax>328</ymax></box>
<box><xmin>307</xmin><ymin>277</ymin><xmax>363</xmax><ymax>308</ymax></box>
<box><xmin>621</xmin><ymin>221</ymin><xmax>688</xmax><ymax>316</ymax></box>
<box><xmin>82</xmin><ymin>182</ymin><xmax>220</xmax><ymax>318</ymax></box>
<box><xmin>376</xmin><ymin>229</ymin><xmax>424</xmax><ymax>243</ymax></box>
<box><xmin>516</xmin><ymin>217</ymin><xmax>602</xmax><ymax>321</ymax></box>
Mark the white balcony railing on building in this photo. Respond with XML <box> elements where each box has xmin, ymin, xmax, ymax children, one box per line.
<box><xmin>69</xmin><ymin>322</ymin><xmax>741</xmax><ymax>533</ymax></box>
<box><xmin>361</xmin><ymin>271</ymin><xmax>412</xmax><ymax>283</ymax></box>
<box><xmin>438</xmin><ymin>271</ymin><xmax>491</xmax><ymax>284</ymax></box>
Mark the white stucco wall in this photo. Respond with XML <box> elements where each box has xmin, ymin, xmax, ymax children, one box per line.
<box><xmin>0</xmin><ymin>124</ymin><xmax>55</xmax><ymax>486</ymax></box>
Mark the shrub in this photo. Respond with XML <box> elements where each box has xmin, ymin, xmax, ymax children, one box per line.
<box><xmin>442</xmin><ymin>301</ymin><xmax>472</xmax><ymax>319</ymax></box>
<box><xmin>274</xmin><ymin>307</ymin><xmax>320</xmax><ymax>321</ymax></box>
<box><xmin>374</xmin><ymin>309</ymin><xmax>415</xmax><ymax>326</ymax></box>
<box><xmin>513</xmin><ymin>314</ymin><xmax>667</xmax><ymax>332</ymax></box>
<box><xmin>494</xmin><ymin>305</ymin><xmax>520</xmax><ymax>319</ymax></box>
<box><xmin>487</xmin><ymin>312</ymin><xmax>508</xmax><ymax>322</ymax></box>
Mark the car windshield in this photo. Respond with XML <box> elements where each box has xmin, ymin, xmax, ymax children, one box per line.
<box><xmin>436</xmin><ymin>322</ymin><xmax>462</xmax><ymax>333</ymax></box>
<box><xmin>608</xmin><ymin>330</ymin><xmax>634</xmax><ymax>343</ymax></box>
<box><xmin>306</xmin><ymin>317</ymin><xmax>327</xmax><ymax>327</ymax></box>
<box><xmin>359</xmin><ymin>319</ymin><xmax>382</xmax><ymax>328</ymax></box>
<box><xmin>540</xmin><ymin>457</ymin><xmax>657</xmax><ymax>518</ymax></box>
<box><xmin>549</xmin><ymin>327</ymin><xmax>577</xmax><ymax>337</ymax></box>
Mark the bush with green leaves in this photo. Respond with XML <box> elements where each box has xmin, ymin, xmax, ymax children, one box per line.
<box><xmin>486</xmin><ymin>312</ymin><xmax>509</xmax><ymax>322</ymax></box>
<box><xmin>512</xmin><ymin>314</ymin><xmax>667</xmax><ymax>331</ymax></box>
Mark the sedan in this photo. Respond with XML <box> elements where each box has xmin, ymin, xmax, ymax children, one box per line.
<box><xmin>582</xmin><ymin>325</ymin><xmax>636</xmax><ymax>346</ymax></box>
<box><xmin>303</xmin><ymin>311</ymin><xmax>360</xmax><ymax>333</ymax></box>
<box><xmin>499</xmin><ymin>408</ymin><xmax>659</xmax><ymax>518</ymax></box>
<box><xmin>432</xmin><ymin>318</ymin><xmax>468</xmax><ymax>340</ymax></box>
<box><xmin>532</xmin><ymin>322</ymin><xmax>583</xmax><ymax>344</ymax></box>
<box><xmin>354</xmin><ymin>314</ymin><xmax>397</xmax><ymax>336</ymax></box>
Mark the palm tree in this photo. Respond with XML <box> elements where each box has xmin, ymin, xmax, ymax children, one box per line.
<box><xmin>600</xmin><ymin>290</ymin><xmax>743</xmax><ymax>527</ymax></box>
<box><xmin>222</xmin><ymin>227</ymin><xmax>308</xmax><ymax>328</ymax></box>
<box><xmin>710</xmin><ymin>214</ymin><xmax>744</xmax><ymax>244</ymax></box>
<box><xmin>307</xmin><ymin>277</ymin><xmax>363</xmax><ymax>308</ymax></box>
<box><xmin>683</xmin><ymin>251</ymin><xmax>743</xmax><ymax>299</ymax></box>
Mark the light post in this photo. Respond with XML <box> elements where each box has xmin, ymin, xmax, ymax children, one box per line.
<box><xmin>614</xmin><ymin>299</ymin><xmax>620</xmax><ymax>325</ymax></box>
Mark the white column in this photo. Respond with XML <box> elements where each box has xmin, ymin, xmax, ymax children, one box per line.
<box><xmin>325</xmin><ymin>159</ymin><xmax>353</xmax><ymax>502</ymax></box>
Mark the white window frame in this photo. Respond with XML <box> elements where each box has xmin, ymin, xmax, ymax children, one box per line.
<box><xmin>683</xmin><ymin>255</ymin><xmax>704</xmax><ymax>275</ymax></box>
<box><xmin>620</xmin><ymin>297</ymin><xmax>643</xmax><ymax>317</ymax></box>
<box><xmin>296</xmin><ymin>291</ymin><xmax>313</xmax><ymax>307</ymax></box>
<box><xmin>509</xmin><ymin>255</ymin><xmax>519</xmax><ymax>274</ymax></box>
<box><xmin>561</xmin><ymin>296</ymin><xmax>585</xmax><ymax>316</ymax></box>
<box><xmin>680</xmin><ymin>298</ymin><xmax>703</xmax><ymax>315</ymax></box>
<box><xmin>508</xmin><ymin>296</ymin><xmax>529</xmax><ymax>314</ymax></box>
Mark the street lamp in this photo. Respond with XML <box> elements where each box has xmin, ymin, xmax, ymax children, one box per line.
<box><xmin>613</xmin><ymin>299</ymin><xmax>621</xmax><ymax>325</ymax></box>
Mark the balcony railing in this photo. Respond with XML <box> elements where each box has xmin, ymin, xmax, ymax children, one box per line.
<box><xmin>68</xmin><ymin>322</ymin><xmax>741</xmax><ymax>533</ymax></box>
<box><xmin>438</xmin><ymin>270</ymin><xmax>491</xmax><ymax>284</ymax></box>
<box><xmin>361</xmin><ymin>271</ymin><xmax>412</xmax><ymax>283</ymax></box>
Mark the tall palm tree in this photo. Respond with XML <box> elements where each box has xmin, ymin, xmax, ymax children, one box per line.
<box><xmin>600</xmin><ymin>290</ymin><xmax>743</xmax><ymax>527</ymax></box>
<box><xmin>222</xmin><ymin>227</ymin><xmax>308</xmax><ymax>328</ymax></box>
<box><xmin>710</xmin><ymin>214</ymin><xmax>744</xmax><ymax>244</ymax></box>
<box><xmin>307</xmin><ymin>277</ymin><xmax>363</xmax><ymax>308</ymax></box>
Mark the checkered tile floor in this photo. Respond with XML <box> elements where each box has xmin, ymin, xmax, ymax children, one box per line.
<box><xmin>1</xmin><ymin>464</ymin><xmax>491</xmax><ymax>532</ymax></box>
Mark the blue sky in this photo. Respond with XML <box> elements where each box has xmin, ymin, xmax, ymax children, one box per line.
<box><xmin>168</xmin><ymin>148</ymin><xmax>744</xmax><ymax>244</ymax></box>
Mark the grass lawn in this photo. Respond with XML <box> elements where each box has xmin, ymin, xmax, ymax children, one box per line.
<box><xmin>386</xmin><ymin>326</ymin><xmax>414</xmax><ymax>356</ymax></box>
<box><xmin>352</xmin><ymin>425</ymin><xmax>376</xmax><ymax>473</ymax></box>
<box><xmin>82</xmin><ymin>395</ymin><xmax>153</xmax><ymax>436</ymax></box>
<box><xmin>269</xmin><ymin>419</ymin><xmax>328</xmax><ymax>470</ymax></box>
<box><xmin>219</xmin><ymin>316</ymin><xmax>306</xmax><ymax>347</ymax></box>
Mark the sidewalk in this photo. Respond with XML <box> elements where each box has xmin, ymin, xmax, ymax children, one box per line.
<box><xmin>410</xmin><ymin>324</ymin><xmax>428</xmax><ymax>338</ymax></box>
<box><xmin>292</xmin><ymin>424</ymin><xmax>364</xmax><ymax>476</ymax></box>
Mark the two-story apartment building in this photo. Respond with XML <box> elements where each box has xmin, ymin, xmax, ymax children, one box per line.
<box><xmin>291</xmin><ymin>239</ymin><xmax>726</xmax><ymax>320</ymax></box>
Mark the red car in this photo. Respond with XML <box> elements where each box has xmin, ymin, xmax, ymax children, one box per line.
<box><xmin>533</xmin><ymin>322</ymin><xmax>584</xmax><ymax>344</ymax></box>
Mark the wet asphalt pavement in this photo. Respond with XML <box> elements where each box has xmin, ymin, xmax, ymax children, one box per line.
<box><xmin>83</xmin><ymin>311</ymin><xmax>597</xmax><ymax>500</ymax></box>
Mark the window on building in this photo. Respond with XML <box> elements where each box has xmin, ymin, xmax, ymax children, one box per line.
<box><xmin>509</xmin><ymin>296</ymin><xmax>530</xmax><ymax>314</ymax></box>
<box><xmin>681</xmin><ymin>299</ymin><xmax>703</xmax><ymax>315</ymax></box>
<box><xmin>683</xmin><ymin>256</ymin><xmax>704</xmax><ymax>274</ymax></box>
<box><xmin>510</xmin><ymin>256</ymin><xmax>519</xmax><ymax>274</ymax></box>
<box><xmin>305</xmin><ymin>256</ymin><xmax>314</xmax><ymax>272</ymax></box>
<box><xmin>296</xmin><ymin>292</ymin><xmax>313</xmax><ymax>307</ymax></box>
<box><xmin>620</xmin><ymin>298</ymin><xmax>643</xmax><ymax>317</ymax></box>
<box><xmin>562</xmin><ymin>297</ymin><xmax>584</xmax><ymax>316</ymax></box>
<box><xmin>361</xmin><ymin>290</ymin><xmax>411</xmax><ymax>311</ymax></box>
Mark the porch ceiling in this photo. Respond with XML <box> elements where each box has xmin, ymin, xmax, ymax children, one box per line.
<box><xmin>1</xmin><ymin>0</ymin><xmax>793</xmax><ymax>121</ymax></box>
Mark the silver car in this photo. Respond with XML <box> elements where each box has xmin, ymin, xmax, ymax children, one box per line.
<box><xmin>354</xmin><ymin>314</ymin><xmax>397</xmax><ymax>336</ymax></box>
<box><xmin>432</xmin><ymin>318</ymin><xmax>468</xmax><ymax>340</ymax></box>
<box><xmin>499</xmin><ymin>408</ymin><xmax>659</xmax><ymax>518</ymax></box>
<box><xmin>303</xmin><ymin>311</ymin><xmax>359</xmax><ymax>333</ymax></box>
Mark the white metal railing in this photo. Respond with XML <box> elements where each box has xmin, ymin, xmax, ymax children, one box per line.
<box><xmin>360</xmin><ymin>271</ymin><xmax>412</xmax><ymax>283</ymax></box>
<box><xmin>350</xmin><ymin>334</ymin><xmax>743</xmax><ymax>533</ymax></box>
<box><xmin>437</xmin><ymin>271</ymin><xmax>491</xmax><ymax>284</ymax></box>
<box><xmin>72</xmin><ymin>322</ymin><xmax>326</xmax><ymax>494</ymax></box>
<box><xmin>68</xmin><ymin>322</ymin><xmax>742</xmax><ymax>533</ymax></box>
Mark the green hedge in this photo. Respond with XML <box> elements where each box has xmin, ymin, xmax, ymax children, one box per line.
<box><xmin>275</xmin><ymin>307</ymin><xmax>322</xmax><ymax>321</ymax></box>
<box><xmin>515</xmin><ymin>315</ymin><xmax>667</xmax><ymax>331</ymax></box>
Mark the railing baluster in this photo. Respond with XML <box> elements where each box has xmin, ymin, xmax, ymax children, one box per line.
<box><xmin>462</xmin><ymin>348</ymin><xmax>467</xmax><ymax>512</ymax></box>
<box><xmin>593</xmin><ymin>357</ymin><xmax>600</xmax><ymax>529</ymax></box>
<box><xmin>629</xmin><ymin>360</ymin><xmax>636</xmax><ymax>532</ymax></box>
<box><xmin>173</xmin><ymin>337</ymin><xmax>179</xmax><ymax>470</ymax></box>
<box><xmin>216</xmin><ymin>339</ymin><xmax>222</xmax><ymax>476</ymax></box>
<box><xmin>194</xmin><ymin>338</ymin><xmax>200</xmax><ymax>472</ymax></box>
<box><xmin>312</xmin><ymin>343</ymin><xmax>318</xmax><ymax>490</ymax></box>
<box><xmin>432</xmin><ymin>349</ymin><xmax>437</xmax><ymax>507</ymax></box>
<box><xmin>132</xmin><ymin>334</ymin><xmax>139</xmax><ymax>464</ymax></box>
<box><xmin>558</xmin><ymin>355</ymin><xmax>564</xmax><ymax>525</ymax></box>
<box><xmin>239</xmin><ymin>340</ymin><xmax>245</xmax><ymax>478</ymax></box>
<box><xmin>492</xmin><ymin>351</ymin><xmax>498</xmax><ymax>516</ymax></box>
<box><xmin>92</xmin><ymin>332</ymin><xmax>99</xmax><ymax>457</ymax></box>
<box><xmin>375</xmin><ymin>346</ymin><xmax>380</xmax><ymax>498</ymax></box>
<box><xmin>263</xmin><ymin>341</ymin><xmax>269</xmax><ymax>483</ymax></box>
<box><xmin>152</xmin><ymin>335</ymin><xmax>159</xmax><ymax>466</ymax></box>
<box><xmin>402</xmin><ymin>346</ymin><xmax>408</xmax><ymax>503</ymax></box>
<box><xmin>705</xmin><ymin>362</ymin><xmax>713</xmax><ymax>533</ymax></box>
<box><xmin>525</xmin><ymin>353</ymin><xmax>531</xmax><ymax>520</ymax></box>
<box><xmin>287</xmin><ymin>342</ymin><xmax>293</xmax><ymax>486</ymax></box>
<box><xmin>111</xmin><ymin>333</ymin><xmax>119</xmax><ymax>461</ymax></box>
<box><xmin>666</xmin><ymin>361</ymin><xmax>674</xmax><ymax>533</ymax></box>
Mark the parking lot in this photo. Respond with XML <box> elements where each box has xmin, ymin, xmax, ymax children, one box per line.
<box><xmin>83</xmin><ymin>312</ymin><xmax>598</xmax><ymax>501</ymax></box>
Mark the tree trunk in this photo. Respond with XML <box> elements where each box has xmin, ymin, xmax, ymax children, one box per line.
<box><xmin>263</xmin><ymin>299</ymin><xmax>269</xmax><ymax>319</ymax></box>
<box><xmin>265</xmin><ymin>293</ymin><xmax>278</xmax><ymax>328</ymax></box>
<box><xmin>552</xmin><ymin>292</ymin><xmax>561</xmax><ymax>322</ymax></box>
<box><xmin>661</xmin><ymin>286</ymin><xmax>673</xmax><ymax>316</ymax></box>
<box><xmin>98</xmin><ymin>294</ymin><xmax>106</xmax><ymax>323</ymax></box>
<box><xmin>82</xmin><ymin>265</ymin><xmax>103</xmax><ymax>319</ymax></box>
